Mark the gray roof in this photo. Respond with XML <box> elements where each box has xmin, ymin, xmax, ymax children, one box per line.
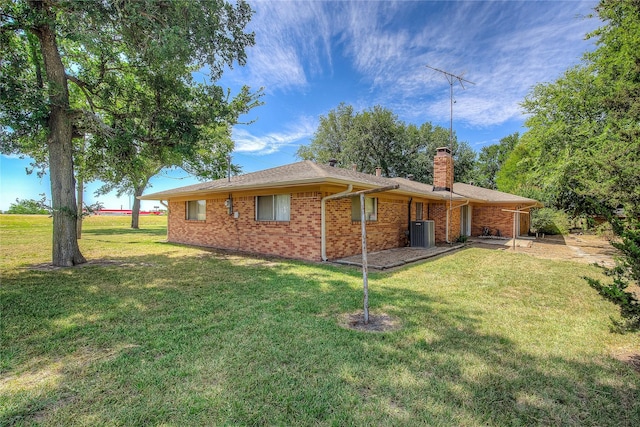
<box><xmin>390</xmin><ymin>177</ymin><xmax>466</xmax><ymax>201</ymax></box>
<box><xmin>140</xmin><ymin>161</ymin><xmax>449</xmax><ymax>201</ymax></box>
<box><xmin>452</xmin><ymin>183</ymin><xmax>542</xmax><ymax>206</ymax></box>
<box><xmin>140</xmin><ymin>160</ymin><xmax>541</xmax><ymax>206</ymax></box>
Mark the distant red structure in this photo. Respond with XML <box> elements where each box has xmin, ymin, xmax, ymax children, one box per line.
<box><xmin>94</xmin><ymin>209</ymin><xmax>162</xmax><ymax>216</ymax></box>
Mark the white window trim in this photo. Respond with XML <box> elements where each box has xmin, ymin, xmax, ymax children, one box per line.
<box><xmin>255</xmin><ymin>194</ymin><xmax>291</xmax><ymax>221</ymax></box>
<box><xmin>352</xmin><ymin>196</ymin><xmax>378</xmax><ymax>221</ymax></box>
<box><xmin>186</xmin><ymin>200</ymin><xmax>206</xmax><ymax>221</ymax></box>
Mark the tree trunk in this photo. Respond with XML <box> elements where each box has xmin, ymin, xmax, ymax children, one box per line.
<box><xmin>130</xmin><ymin>184</ymin><xmax>146</xmax><ymax>229</ymax></box>
<box><xmin>76</xmin><ymin>176</ymin><xmax>83</xmax><ymax>239</ymax></box>
<box><xmin>33</xmin><ymin>1</ymin><xmax>86</xmax><ymax>266</ymax></box>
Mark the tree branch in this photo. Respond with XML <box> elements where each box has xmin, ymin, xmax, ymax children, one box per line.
<box><xmin>65</xmin><ymin>74</ymin><xmax>97</xmax><ymax>113</ymax></box>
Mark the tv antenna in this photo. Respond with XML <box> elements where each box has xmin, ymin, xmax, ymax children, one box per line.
<box><xmin>425</xmin><ymin>65</ymin><xmax>475</xmax><ymax>150</ymax></box>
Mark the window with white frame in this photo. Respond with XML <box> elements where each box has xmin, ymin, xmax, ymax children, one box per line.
<box><xmin>186</xmin><ymin>200</ymin><xmax>206</xmax><ymax>221</ymax></box>
<box><xmin>416</xmin><ymin>202</ymin><xmax>423</xmax><ymax>220</ymax></box>
<box><xmin>351</xmin><ymin>196</ymin><xmax>377</xmax><ymax>221</ymax></box>
<box><xmin>256</xmin><ymin>194</ymin><xmax>290</xmax><ymax>221</ymax></box>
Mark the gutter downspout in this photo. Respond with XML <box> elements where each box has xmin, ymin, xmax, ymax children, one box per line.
<box><xmin>445</xmin><ymin>203</ymin><xmax>450</xmax><ymax>243</ymax></box>
<box><xmin>407</xmin><ymin>197</ymin><xmax>412</xmax><ymax>246</ymax></box>
<box><xmin>321</xmin><ymin>185</ymin><xmax>354</xmax><ymax>261</ymax></box>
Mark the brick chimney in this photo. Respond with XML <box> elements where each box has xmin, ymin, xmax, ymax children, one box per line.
<box><xmin>375</xmin><ymin>167</ymin><xmax>382</xmax><ymax>177</ymax></box>
<box><xmin>433</xmin><ymin>147</ymin><xmax>453</xmax><ymax>191</ymax></box>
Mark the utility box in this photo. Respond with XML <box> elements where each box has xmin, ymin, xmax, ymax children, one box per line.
<box><xmin>410</xmin><ymin>220</ymin><xmax>435</xmax><ymax>248</ymax></box>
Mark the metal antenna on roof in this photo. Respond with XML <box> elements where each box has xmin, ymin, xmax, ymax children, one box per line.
<box><xmin>426</xmin><ymin>65</ymin><xmax>475</xmax><ymax>243</ymax></box>
<box><xmin>227</xmin><ymin>154</ymin><xmax>231</xmax><ymax>182</ymax></box>
<box><xmin>425</xmin><ymin>65</ymin><xmax>475</xmax><ymax>151</ymax></box>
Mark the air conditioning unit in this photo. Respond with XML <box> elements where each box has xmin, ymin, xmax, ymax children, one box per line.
<box><xmin>410</xmin><ymin>220</ymin><xmax>435</xmax><ymax>248</ymax></box>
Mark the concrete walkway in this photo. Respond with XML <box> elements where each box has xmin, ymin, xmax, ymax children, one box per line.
<box><xmin>333</xmin><ymin>244</ymin><xmax>464</xmax><ymax>270</ymax></box>
<box><xmin>468</xmin><ymin>236</ymin><xmax>534</xmax><ymax>248</ymax></box>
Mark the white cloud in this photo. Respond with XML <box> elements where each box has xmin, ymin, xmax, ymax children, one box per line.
<box><xmin>233</xmin><ymin>1</ymin><xmax>337</xmax><ymax>92</ymax></box>
<box><xmin>230</xmin><ymin>0</ymin><xmax>601</xmax><ymax>148</ymax></box>
<box><xmin>377</xmin><ymin>0</ymin><xmax>600</xmax><ymax>127</ymax></box>
<box><xmin>233</xmin><ymin>116</ymin><xmax>317</xmax><ymax>155</ymax></box>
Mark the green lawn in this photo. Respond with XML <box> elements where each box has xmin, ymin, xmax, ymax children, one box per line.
<box><xmin>1</xmin><ymin>214</ymin><xmax>639</xmax><ymax>426</ymax></box>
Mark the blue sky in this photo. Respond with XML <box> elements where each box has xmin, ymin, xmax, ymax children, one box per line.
<box><xmin>0</xmin><ymin>0</ymin><xmax>601</xmax><ymax>211</ymax></box>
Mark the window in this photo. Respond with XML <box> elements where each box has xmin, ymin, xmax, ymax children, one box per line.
<box><xmin>186</xmin><ymin>200</ymin><xmax>206</xmax><ymax>221</ymax></box>
<box><xmin>256</xmin><ymin>194</ymin><xmax>290</xmax><ymax>221</ymax></box>
<box><xmin>416</xmin><ymin>202</ymin><xmax>423</xmax><ymax>220</ymax></box>
<box><xmin>351</xmin><ymin>196</ymin><xmax>377</xmax><ymax>221</ymax></box>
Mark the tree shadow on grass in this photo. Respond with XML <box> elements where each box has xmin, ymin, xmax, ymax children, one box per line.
<box><xmin>1</xmin><ymin>250</ymin><xmax>639</xmax><ymax>426</ymax></box>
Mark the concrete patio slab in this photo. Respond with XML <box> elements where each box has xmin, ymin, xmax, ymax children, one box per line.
<box><xmin>333</xmin><ymin>244</ymin><xmax>464</xmax><ymax>270</ymax></box>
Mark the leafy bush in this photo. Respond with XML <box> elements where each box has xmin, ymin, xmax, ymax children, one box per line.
<box><xmin>585</xmin><ymin>217</ymin><xmax>640</xmax><ymax>333</ymax></box>
<box><xmin>456</xmin><ymin>234</ymin><xmax>469</xmax><ymax>243</ymax></box>
<box><xmin>6</xmin><ymin>199</ymin><xmax>49</xmax><ymax>215</ymax></box>
<box><xmin>531</xmin><ymin>208</ymin><xmax>570</xmax><ymax>235</ymax></box>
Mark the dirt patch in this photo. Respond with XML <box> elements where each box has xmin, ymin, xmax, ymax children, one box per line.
<box><xmin>339</xmin><ymin>311</ymin><xmax>402</xmax><ymax>332</ymax></box>
<box><xmin>472</xmin><ymin>234</ymin><xmax>619</xmax><ymax>267</ymax></box>
<box><xmin>613</xmin><ymin>351</ymin><xmax>640</xmax><ymax>374</ymax></box>
<box><xmin>31</xmin><ymin>394</ymin><xmax>77</xmax><ymax>423</ymax></box>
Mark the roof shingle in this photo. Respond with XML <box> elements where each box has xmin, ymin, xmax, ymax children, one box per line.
<box><xmin>140</xmin><ymin>160</ymin><xmax>541</xmax><ymax>207</ymax></box>
<box><xmin>452</xmin><ymin>183</ymin><xmax>542</xmax><ymax>206</ymax></box>
<box><xmin>140</xmin><ymin>161</ymin><xmax>446</xmax><ymax>200</ymax></box>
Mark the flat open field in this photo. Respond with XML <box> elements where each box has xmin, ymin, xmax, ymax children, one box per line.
<box><xmin>1</xmin><ymin>215</ymin><xmax>639</xmax><ymax>426</ymax></box>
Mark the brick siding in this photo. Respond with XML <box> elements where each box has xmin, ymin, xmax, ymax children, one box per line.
<box><xmin>433</xmin><ymin>149</ymin><xmax>453</xmax><ymax>191</ymax></box>
<box><xmin>168</xmin><ymin>191</ymin><xmax>323</xmax><ymax>261</ymax></box>
<box><xmin>167</xmin><ymin>190</ymin><xmax>430</xmax><ymax>262</ymax></box>
<box><xmin>324</xmin><ymin>196</ymin><xmax>409</xmax><ymax>260</ymax></box>
<box><xmin>470</xmin><ymin>205</ymin><xmax>531</xmax><ymax>238</ymax></box>
<box><xmin>165</xmin><ymin>189</ymin><xmax>532</xmax><ymax>261</ymax></box>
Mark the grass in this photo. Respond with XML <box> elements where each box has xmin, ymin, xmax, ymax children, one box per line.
<box><xmin>1</xmin><ymin>214</ymin><xmax>639</xmax><ymax>426</ymax></box>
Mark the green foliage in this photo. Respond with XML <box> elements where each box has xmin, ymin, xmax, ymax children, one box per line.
<box><xmin>297</xmin><ymin>103</ymin><xmax>476</xmax><ymax>183</ymax></box>
<box><xmin>501</xmin><ymin>0</ymin><xmax>640</xmax><ymax>332</ymax></box>
<box><xmin>530</xmin><ymin>208</ymin><xmax>570</xmax><ymax>235</ymax></box>
<box><xmin>586</xmin><ymin>216</ymin><xmax>640</xmax><ymax>332</ymax></box>
<box><xmin>474</xmin><ymin>132</ymin><xmax>519</xmax><ymax>189</ymax></box>
<box><xmin>501</xmin><ymin>0</ymin><xmax>640</xmax><ymax>217</ymax></box>
<box><xmin>456</xmin><ymin>234</ymin><xmax>469</xmax><ymax>243</ymax></box>
<box><xmin>6</xmin><ymin>199</ymin><xmax>48</xmax><ymax>215</ymax></box>
<box><xmin>1</xmin><ymin>0</ymin><xmax>261</xmax><ymax>253</ymax></box>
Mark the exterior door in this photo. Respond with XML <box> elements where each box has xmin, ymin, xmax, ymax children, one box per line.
<box><xmin>461</xmin><ymin>205</ymin><xmax>472</xmax><ymax>237</ymax></box>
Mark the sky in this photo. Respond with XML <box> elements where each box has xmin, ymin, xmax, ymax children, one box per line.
<box><xmin>0</xmin><ymin>0</ymin><xmax>602</xmax><ymax>212</ymax></box>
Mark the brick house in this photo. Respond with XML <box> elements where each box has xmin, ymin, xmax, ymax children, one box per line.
<box><xmin>139</xmin><ymin>147</ymin><xmax>541</xmax><ymax>261</ymax></box>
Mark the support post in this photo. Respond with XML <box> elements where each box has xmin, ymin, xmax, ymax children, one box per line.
<box><xmin>513</xmin><ymin>212</ymin><xmax>517</xmax><ymax>250</ymax></box>
<box><xmin>502</xmin><ymin>206</ymin><xmax>538</xmax><ymax>250</ymax></box>
<box><xmin>360</xmin><ymin>193</ymin><xmax>369</xmax><ymax>324</ymax></box>
<box><xmin>327</xmin><ymin>184</ymin><xmax>398</xmax><ymax>325</ymax></box>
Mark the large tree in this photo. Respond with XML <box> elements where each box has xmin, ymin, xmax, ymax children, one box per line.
<box><xmin>499</xmin><ymin>0</ymin><xmax>639</xmax><ymax>217</ymax></box>
<box><xmin>499</xmin><ymin>65</ymin><xmax>606</xmax><ymax>215</ymax></box>
<box><xmin>474</xmin><ymin>132</ymin><xmax>519</xmax><ymax>190</ymax></box>
<box><xmin>297</xmin><ymin>103</ymin><xmax>476</xmax><ymax>183</ymax></box>
<box><xmin>498</xmin><ymin>0</ymin><xmax>640</xmax><ymax>331</ymax></box>
<box><xmin>0</xmin><ymin>0</ymin><xmax>257</xmax><ymax>265</ymax></box>
<box><xmin>83</xmin><ymin>68</ymin><xmax>259</xmax><ymax>229</ymax></box>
